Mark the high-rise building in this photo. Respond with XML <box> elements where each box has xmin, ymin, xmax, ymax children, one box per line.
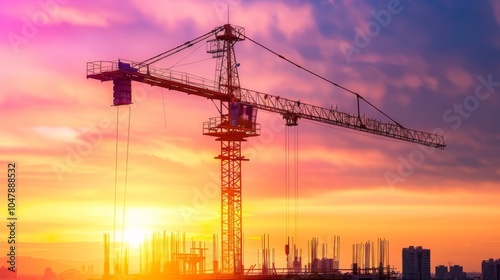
<box><xmin>402</xmin><ymin>246</ymin><xmax>431</xmax><ymax>280</ymax></box>
<box><xmin>436</xmin><ymin>264</ymin><xmax>467</xmax><ymax>280</ymax></box>
<box><xmin>436</xmin><ymin>265</ymin><xmax>449</xmax><ymax>280</ymax></box>
<box><xmin>450</xmin><ymin>265</ymin><xmax>466</xmax><ymax>280</ymax></box>
<box><xmin>482</xmin><ymin>259</ymin><xmax>500</xmax><ymax>280</ymax></box>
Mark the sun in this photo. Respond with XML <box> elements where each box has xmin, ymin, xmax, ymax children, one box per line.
<box><xmin>116</xmin><ymin>207</ymin><xmax>166</xmax><ymax>249</ymax></box>
<box><xmin>120</xmin><ymin>207</ymin><xmax>159</xmax><ymax>248</ymax></box>
<box><xmin>123</xmin><ymin>228</ymin><xmax>147</xmax><ymax>248</ymax></box>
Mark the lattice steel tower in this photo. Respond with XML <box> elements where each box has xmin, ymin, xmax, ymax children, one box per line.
<box><xmin>204</xmin><ymin>24</ymin><xmax>260</xmax><ymax>275</ymax></box>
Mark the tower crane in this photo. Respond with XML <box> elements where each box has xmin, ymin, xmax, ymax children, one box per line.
<box><xmin>86</xmin><ymin>24</ymin><xmax>446</xmax><ymax>275</ymax></box>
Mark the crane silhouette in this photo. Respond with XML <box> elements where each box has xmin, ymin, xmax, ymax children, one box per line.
<box><xmin>87</xmin><ymin>24</ymin><xmax>446</xmax><ymax>275</ymax></box>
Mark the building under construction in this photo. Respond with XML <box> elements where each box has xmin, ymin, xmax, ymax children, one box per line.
<box><xmin>102</xmin><ymin>232</ymin><xmax>397</xmax><ymax>280</ymax></box>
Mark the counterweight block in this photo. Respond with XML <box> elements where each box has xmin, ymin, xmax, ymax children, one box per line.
<box><xmin>112</xmin><ymin>78</ymin><xmax>132</xmax><ymax>106</ymax></box>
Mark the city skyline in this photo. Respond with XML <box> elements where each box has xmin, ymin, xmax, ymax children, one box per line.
<box><xmin>1</xmin><ymin>246</ymin><xmax>497</xmax><ymax>276</ymax></box>
<box><xmin>1</xmin><ymin>0</ymin><xmax>499</xmax><ymax>274</ymax></box>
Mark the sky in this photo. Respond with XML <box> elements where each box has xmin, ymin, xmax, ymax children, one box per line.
<box><xmin>1</xmin><ymin>0</ymin><xmax>500</xmax><ymax>275</ymax></box>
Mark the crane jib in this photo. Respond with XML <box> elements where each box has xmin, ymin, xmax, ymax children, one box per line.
<box><xmin>87</xmin><ymin>59</ymin><xmax>446</xmax><ymax>149</ymax></box>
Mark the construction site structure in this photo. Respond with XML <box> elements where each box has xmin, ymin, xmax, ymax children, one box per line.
<box><xmin>102</xmin><ymin>231</ymin><xmax>401</xmax><ymax>280</ymax></box>
<box><xmin>87</xmin><ymin>24</ymin><xmax>446</xmax><ymax>277</ymax></box>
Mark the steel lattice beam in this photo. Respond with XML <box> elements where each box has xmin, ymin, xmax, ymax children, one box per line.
<box><xmin>86</xmin><ymin>60</ymin><xmax>445</xmax><ymax>149</ymax></box>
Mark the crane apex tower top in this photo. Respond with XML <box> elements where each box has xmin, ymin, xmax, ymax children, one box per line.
<box><xmin>216</xmin><ymin>24</ymin><xmax>245</xmax><ymax>41</ymax></box>
<box><xmin>207</xmin><ymin>24</ymin><xmax>245</xmax><ymax>100</ymax></box>
<box><xmin>207</xmin><ymin>24</ymin><xmax>245</xmax><ymax>56</ymax></box>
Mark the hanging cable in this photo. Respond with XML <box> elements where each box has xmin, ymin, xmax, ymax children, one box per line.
<box><xmin>112</xmin><ymin>106</ymin><xmax>120</xmax><ymax>268</ymax></box>
<box><xmin>139</xmin><ymin>27</ymin><xmax>219</xmax><ymax>64</ymax></box>
<box><xmin>145</xmin><ymin>33</ymin><xmax>212</xmax><ymax>66</ymax></box>
<box><xmin>240</xmin><ymin>33</ymin><xmax>403</xmax><ymax>128</ymax></box>
<box><xmin>168</xmin><ymin>57</ymin><xmax>213</xmax><ymax>69</ymax></box>
<box><xmin>294</xmin><ymin>125</ymin><xmax>299</xmax><ymax>250</ymax></box>
<box><xmin>161</xmin><ymin>89</ymin><xmax>167</xmax><ymax>128</ymax></box>
<box><xmin>120</xmin><ymin>105</ymin><xmax>132</xmax><ymax>266</ymax></box>
<box><xmin>285</xmin><ymin>126</ymin><xmax>289</xmax><ymax>242</ymax></box>
<box><xmin>139</xmin><ymin>27</ymin><xmax>223</xmax><ymax>66</ymax></box>
<box><xmin>167</xmin><ymin>41</ymin><xmax>206</xmax><ymax>70</ymax></box>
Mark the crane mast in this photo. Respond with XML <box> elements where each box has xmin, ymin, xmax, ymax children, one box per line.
<box><xmin>86</xmin><ymin>23</ymin><xmax>446</xmax><ymax>276</ymax></box>
<box><xmin>203</xmin><ymin>24</ymin><xmax>259</xmax><ymax>275</ymax></box>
